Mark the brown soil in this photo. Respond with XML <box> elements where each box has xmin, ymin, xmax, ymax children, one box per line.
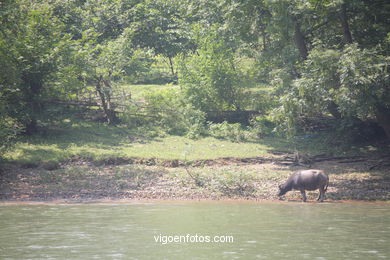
<box><xmin>1</xmin><ymin>155</ymin><xmax>389</xmax><ymax>202</ymax></box>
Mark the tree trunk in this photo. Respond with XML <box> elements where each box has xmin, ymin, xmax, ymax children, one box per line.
<box><xmin>340</xmin><ymin>3</ymin><xmax>353</xmax><ymax>44</ymax></box>
<box><xmin>256</xmin><ymin>5</ymin><xmax>271</xmax><ymax>51</ymax></box>
<box><xmin>96</xmin><ymin>76</ymin><xmax>118</xmax><ymax>125</ymax></box>
<box><xmin>25</xmin><ymin>119</ymin><xmax>38</xmax><ymax>135</ymax></box>
<box><xmin>25</xmin><ymin>98</ymin><xmax>40</xmax><ymax>135</ymax></box>
<box><xmin>292</xmin><ymin>17</ymin><xmax>308</xmax><ymax>60</ymax></box>
<box><xmin>168</xmin><ymin>56</ymin><xmax>175</xmax><ymax>77</ymax></box>
<box><xmin>292</xmin><ymin>17</ymin><xmax>342</xmax><ymax>119</ymax></box>
<box><xmin>375</xmin><ymin>105</ymin><xmax>390</xmax><ymax>140</ymax></box>
<box><xmin>103</xmin><ymin>78</ymin><xmax>119</xmax><ymax>124</ymax></box>
<box><xmin>327</xmin><ymin>101</ymin><xmax>342</xmax><ymax>119</ymax></box>
<box><xmin>22</xmin><ymin>73</ymin><xmax>43</xmax><ymax>135</ymax></box>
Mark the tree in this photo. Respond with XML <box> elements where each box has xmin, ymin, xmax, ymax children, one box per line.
<box><xmin>339</xmin><ymin>3</ymin><xmax>353</xmax><ymax>44</ymax></box>
<box><xmin>75</xmin><ymin>28</ymin><xmax>140</xmax><ymax>124</ymax></box>
<box><xmin>179</xmin><ymin>25</ymin><xmax>245</xmax><ymax>112</ymax></box>
<box><xmin>251</xmin><ymin>0</ymin><xmax>390</xmax><ymax>139</ymax></box>
<box><xmin>127</xmin><ymin>0</ymin><xmax>194</xmax><ymax>78</ymax></box>
<box><xmin>338</xmin><ymin>45</ymin><xmax>390</xmax><ymax>138</ymax></box>
<box><xmin>0</xmin><ymin>0</ymin><xmax>74</xmax><ymax>134</ymax></box>
<box><xmin>50</xmin><ymin>0</ymin><xmax>152</xmax><ymax>124</ymax></box>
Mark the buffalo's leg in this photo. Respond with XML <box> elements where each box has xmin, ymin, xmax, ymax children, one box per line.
<box><xmin>300</xmin><ymin>190</ymin><xmax>307</xmax><ymax>202</ymax></box>
<box><xmin>317</xmin><ymin>188</ymin><xmax>325</xmax><ymax>202</ymax></box>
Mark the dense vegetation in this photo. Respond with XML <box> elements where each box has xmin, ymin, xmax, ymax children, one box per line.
<box><xmin>1</xmin><ymin>0</ymin><xmax>389</xmax><ymax>159</ymax></box>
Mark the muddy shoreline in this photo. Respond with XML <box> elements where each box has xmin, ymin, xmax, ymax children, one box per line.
<box><xmin>1</xmin><ymin>156</ymin><xmax>390</xmax><ymax>203</ymax></box>
<box><xmin>1</xmin><ymin>199</ymin><xmax>389</xmax><ymax>205</ymax></box>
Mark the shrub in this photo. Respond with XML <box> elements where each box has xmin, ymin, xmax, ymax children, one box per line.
<box><xmin>0</xmin><ymin>103</ymin><xmax>21</xmax><ymax>158</ymax></box>
<box><xmin>272</xmin><ymin>44</ymin><xmax>390</xmax><ymax>138</ymax></box>
<box><xmin>208</xmin><ymin>121</ymin><xmax>248</xmax><ymax>142</ymax></box>
<box><xmin>213</xmin><ymin>170</ymin><xmax>256</xmax><ymax>196</ymax></box>
<box><xmin>144</xmin><ymin>89</ymin><xmax>206</xmax><ymax>138</ymax></box>
<box><xmin>179</xmin><ymin>25</ymin><xmax>246</xmax><ymax>112</ymax></box>
<box><xmin>249</xmin><ymin>116</ymin><xmax>275</xmax><ymax>138</ymax></box>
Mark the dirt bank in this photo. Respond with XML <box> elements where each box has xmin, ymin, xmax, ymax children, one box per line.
<box><xmin>1</xmin><ymin>156</ymin><xmax>389</xmax><ymax>202</ymax></box>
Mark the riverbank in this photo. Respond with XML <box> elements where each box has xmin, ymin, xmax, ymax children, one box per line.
<box><xmin>1</xmin><ymin>156</ymin><xmax>389</xmax><ymax>202</ymax></box>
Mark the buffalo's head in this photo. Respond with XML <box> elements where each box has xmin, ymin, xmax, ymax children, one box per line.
<box><xmin>278</xmin><ymin>184</ymin><xmax>287</xmax><ymax>197</ymax></box>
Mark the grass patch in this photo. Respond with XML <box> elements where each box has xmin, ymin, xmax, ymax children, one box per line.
<box><xmin>119</xmin><ymin>84</ymin><xmax>180</xmax><ymax>101</ymax></box>
<box><xmin>3</xmin><ymin>83</ymin><xmax>372</xmax><ymax>165</ymax></box>
<box><xmin>5</xmin><ymin>134</ymin><xmax>272</xmax><ymax>164</ymax></box>
<box><xmin>4</xmin><ymin>118</ymin><xmax>365</xmax><ymax>165</ymax></box>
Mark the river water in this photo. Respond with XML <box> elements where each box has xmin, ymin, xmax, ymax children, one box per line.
<box><xmin>1</xmin><ymin>202</ymin><xmax>389</xmax><ymax>259</ymax></box>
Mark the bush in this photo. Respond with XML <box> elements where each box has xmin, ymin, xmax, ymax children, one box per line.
<box><xmin>179</xmin><ymin>25</ymin><xmax>246</xmax><ymax>112</ymax></box>
<box><xmin>144</xmin><ymin>89</ymin><xmax>206</xmax><ymax>138</ymax></box>
<box><xmin>213</xmin><ymin>170</ymin><xmax>256</xmax><ymax>196</ymax></box>
<box><xmin>0</xmin><ymin>113</ymin><xmax>20</xmax><ymax>158</ymax></box>
<box><xmin>249</xmin><ymin>116</ymin><xmax>275</xmax><ymax>137</ymax></box>
<box><xmin>272</xmin><ymin>44</ymin><xmax>390</xmax><ymax>138</ymax></box>
<box><xmin>208</xmin><ymin>121</ymin><xmax>248</xmax><ymax>142</ymax></box>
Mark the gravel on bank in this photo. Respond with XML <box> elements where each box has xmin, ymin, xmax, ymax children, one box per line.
<box><xmin>1</xmin><ymin>158</ymin><xmax>389</xmax><ymax>202</ymax></box>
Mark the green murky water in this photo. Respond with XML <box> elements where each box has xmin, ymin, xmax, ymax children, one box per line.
<box><xmin>1</xmin><ymin>202</ymin><xmax>389</xmax><ymax>259</ymax></box>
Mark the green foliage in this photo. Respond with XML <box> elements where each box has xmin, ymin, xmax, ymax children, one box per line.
<box><xmin>292</xmin><ymin>46</ymin><xmax>341</xmax><ymax>115</ymax></box>
<box><xmin>244</xmin><ymin>84</ymin><xmax>277</xmax><ymax>113</ymax></box>
<box><xmin>1</xmin><ymin>0</ymin><xmax>390</xmax><ymax>154</ymax></box>
<box><xmin>274</xmin><ymin>44</ymin><xmax>390</xmax><ymax>136</ymax></box>
<box><xmin>144</xmin><ymin>89</ymin><xmax>206</xmax><ymax>138</ymax></box>
<box><xmin>0</xmin><ymin>0</ymin><xmax>77</xmax><ymax>132</ymax></box>
<box><xmin>0</xmin><ymin>108</ymin><xmax>21</xmax><ymax>156</ymax></box>
<box><xmin>81</xmin><ymin>0</ymin><xmax>127</xmax><ymax>42</ymax></box>
<box><xmin>249</xmin><ymin>116</ymin><xmax>275</xmax><ymax>138</ymax></box>
<box><xmin>208</xmin><ymin>122</ymin><xmax>248</xmax><ymax>142</ymax></box>
<box><xmin>122</xmin><ymin>49</ymin><xmax>155</xmax><ymax>83</ymax></box>
<box><xmin>179</xmin><ymin>25</ymin><xmax>246</xmax><ymax>112</ymax></box>
<box><xmin>207</xmin><ymin>118</ymin><xmax>274</xmax><ymax>142</ymax></box>
<box><xmin>337</xmin><ymin>45</ymin><xmax>390</xmax><ymax>118</ymax></box>
<box><xmin>127</xmin><ymin>0</ymin><xmax>193</xmax><ymax>58</ymax></box>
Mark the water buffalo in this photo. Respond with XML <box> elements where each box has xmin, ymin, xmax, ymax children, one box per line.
<box><xmin>278</xmin><ymin>169</ymin><xmax>329</xmax><ymax>202</ymax></box>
